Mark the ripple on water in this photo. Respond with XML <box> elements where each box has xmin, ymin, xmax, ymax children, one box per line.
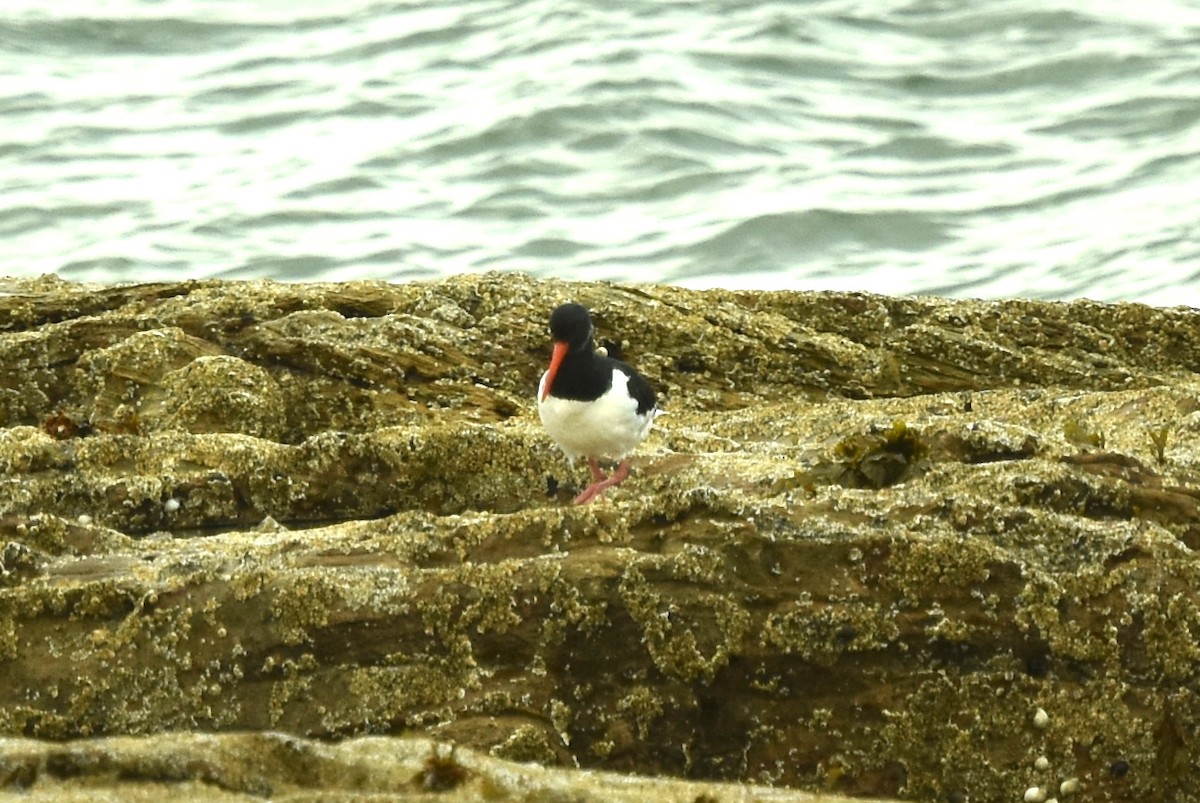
<box><xmin>1</xmin><ymin>0</ymin><xmax>1198</xmax><ymax>302</ymax></box>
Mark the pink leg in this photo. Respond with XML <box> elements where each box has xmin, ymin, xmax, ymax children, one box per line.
<box><xmin>573</xmin><ymin>460</ymin><xmax>631</xmax><ymax>505</ymax></box>
<box><xmin>588</xmin><ymin>458</ymin><xmax>605</xmax><ymax>484</ymax></box>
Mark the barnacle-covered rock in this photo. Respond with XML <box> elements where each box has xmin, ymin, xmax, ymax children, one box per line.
<box><xmin>2</xmin><ymin>273</ymin><xmax>1200</xmax><ymax>802</ymax></box>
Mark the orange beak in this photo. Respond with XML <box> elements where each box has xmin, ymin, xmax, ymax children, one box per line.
<box><xmin>540</xmin><ymin>340</ymin><xmax>569</xmax><ymax>401</ymax></box>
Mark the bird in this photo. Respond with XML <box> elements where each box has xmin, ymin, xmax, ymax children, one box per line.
<box><xmin>537</xmin><ymin>302</ymin><xmax>660</xmax><ymax>504</ymax></box>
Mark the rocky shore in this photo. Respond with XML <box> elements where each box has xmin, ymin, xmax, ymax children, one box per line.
<box><xmin>2</xmin><ymin>272</ymin><xmax>1199</xmax><ymax>801</ymax></box>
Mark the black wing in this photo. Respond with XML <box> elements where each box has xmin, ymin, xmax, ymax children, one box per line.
<box><xmin>615</xmin><ymin>360</ymin><xmax>657</xmax><ymax>416</ymax></box>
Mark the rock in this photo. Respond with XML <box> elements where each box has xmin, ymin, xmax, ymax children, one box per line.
<box><xmin>1</xmin><ymin>272</ymin><xmax>1200</xmax><ymax>801</ymax></box>
<box><xmin>159</xmin><ymin>354</ymin><xmax>286</xmax><ymax>440</ymax></box>
<box><xmin>0</xmin><ymin>732</ymin><xmax>873</xmax><ymax>801</ymax></box>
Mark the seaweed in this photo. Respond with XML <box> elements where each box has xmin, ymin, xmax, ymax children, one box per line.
<box><xmin>1148</xmin><ymin>425</ymin><xmax>1170</xmax><ymax>465</ymax></box>
<box><xmin>832</xmin><ymin>419</ymin><xmax>929</xmax><ymax>488</ymax></box>
<box><xmin>412</xmin><ymin>743</ymin><xmax>469</xmax><ymax>792</ymax></box>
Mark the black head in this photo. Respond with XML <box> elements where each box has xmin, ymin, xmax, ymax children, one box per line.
<box><xmin>549</xmin><ymin>303</ymin><xmax>594</xmax><ymax>351</ymax></box>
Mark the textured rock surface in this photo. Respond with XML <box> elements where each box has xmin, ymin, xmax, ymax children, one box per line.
<box><xmin>0</xmin><ymin>733</ymin><xmax>863</xmax><ymax>802</ymax></box>
<box><xmin>2</xmin><ymin>272</ymin><xmax>1200</xmax><ymax>801</ymax></box>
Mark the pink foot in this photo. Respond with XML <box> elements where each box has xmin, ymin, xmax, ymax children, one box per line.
<box><xmin>573</xmin><ymin>460</ymin><xmax>631</xmax><ymax>505</ymax></box>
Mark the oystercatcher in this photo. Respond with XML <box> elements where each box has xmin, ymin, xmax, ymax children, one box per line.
<box><xmin>537</xmin><ymin>303</ymin><xmax>660</xmax><ymax>504</ymax></box>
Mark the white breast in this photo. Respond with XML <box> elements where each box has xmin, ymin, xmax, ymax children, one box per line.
<box><xmin>538</xmin><ymin>368</ymin><xmax>657</xmax><ymax>465</ymax></box>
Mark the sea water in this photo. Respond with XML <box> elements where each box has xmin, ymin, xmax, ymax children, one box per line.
<box><xmin>2</xmin><ymin>0</ymin><xmax>1198</xmax><ymax>304</ymax></box>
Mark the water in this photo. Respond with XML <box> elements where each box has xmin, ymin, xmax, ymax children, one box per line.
<box><xmin>2</xmin><ymin>0</ymin><xmax>1199</xmax><ymax>305</ymax></box>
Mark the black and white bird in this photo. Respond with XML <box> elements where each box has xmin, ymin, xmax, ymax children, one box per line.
<box><xmin>537</xmin><ymin>303</ymin><xmax>660</xmax><ymax>505</ymax></box>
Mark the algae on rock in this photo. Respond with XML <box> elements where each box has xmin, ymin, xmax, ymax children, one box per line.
<box><xmin>3</xmin><ymin>273</ymin><xmax>1200</xmax><ymax>801</ymax></box>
